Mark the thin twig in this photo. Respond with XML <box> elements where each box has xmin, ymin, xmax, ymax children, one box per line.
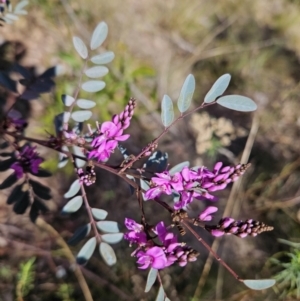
<box><xmin>36</xmin><ymin>218</ymin><xmax>94</xmax><ymax>301</ymax></box>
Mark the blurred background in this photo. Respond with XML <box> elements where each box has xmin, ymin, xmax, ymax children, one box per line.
<box><xmin>1</xmin><ymin>0</ymin><xmax>300</xmax><ymax>300</ymax></box>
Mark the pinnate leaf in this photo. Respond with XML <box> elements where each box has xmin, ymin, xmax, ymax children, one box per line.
<box><xmin>0</xmin><ymin>157</ymin><xmax>15</xmax><ymax>172</ymax></box>
<box><xmin>7</xmin><ymin>183</ymin><xmax>24</xmax><ymax>204</ymax></box>
<box><xmin>29</xmin><ymin>179</ymin><xmax>52</xmax><ymax>200</ymax></box>
<box><xmin>76</xmin><ymin>237</ymin><xmax>97</xmax><ymax>265</ymax></box>
<box><xmin>64</xmin><ymin>179</ymin><xmax>80</xmax><ymax>198</ymax></box>
<box><xmin>101</xmin><ymin>233</ymin><xmax>123</xmax><ymax>244</ymax></box>
<box><xmin>90</xmin><ymin>22</ymin><xmax>108</xmax><ymax>50</ymax></box>
<box><xmin>155</xmin><ymin>286</ymin><xmax>165</xmax><ymax>301</ymax></box>
<box><xmin>14</xmin><ymin>0</ymin><xmax>29</xmax><ymax>12</ymax></box>
<box><xmin>161</xmin><ymin>94</ymin><xmax>174</xmax><ymax>127</ymax></box>
<box><xmin>81</xmin><ymin>81</ymin><xmax>105</xmax><ymax>92</ymax></box>
<box><xmin>177</xmin><ymin>74</ymin><xmax>195</xmax><ymax>113</ymax></box>
<box><xmin>73</xmin><ymin>37</ymin><xmax>88</xmax><ymax>59</ymax></box>
<box><xmin>13</xmin><ymin>191</ymin><xmax>30</xmax><ymax>214</ymax></box>
<box><xmin>97</xmin><ymin>221</ymin><xmax>119</xmax><ymax>233</ymax></box>
<box><xmin>145</xmin><ymin>268</ymin><xmax>158</xmax><ymax>292</ymax></box>
<box><xmin>61</xmin><ymin>196</ymin><xmax>83</xmax><ymax>214</ymax></box>
<box><xmin>99</xmin><ymin>242</ymin><xmax>117</xmax><ymax>266</ymax></box>
<box><xmin>91</xmin><ymin>208</ymin><xmax>108</xmax><ymax>220</ymax></box>
<box><xmin>84</xmin><ymin>66</ymin><xmax>108</xmax><ymax>78</ymax></box>
<box><xmin>91</xmin><ymin>52</ymin><xmax>115</xmax><ymax>64</ymax></box>
<box><xmin>0</xmin><ymin>173</ymin><xmax>18</xmax><ymax>189</ymax></box>
<box><xmin>217</xmin><ymin>95</ymin><xmax>257</xmax><ymax>112</ymax></box>
<box><xmin>61</xmin><ymin>94</ymin><xmax>75</xmax><ymax>106</ymax></box>
<box><xmin>204</xmin><ymin>73</ymin><xmax>231</xmax><ymax>103</ymax></box>
<box><xmin>77</xmin><ymin>99</ymin><xmax>96</xmax><ymax>109</ymax></box>
<box><xmin>71</xmin><ymin>111</ymin><xmax>92</xmax><ymax>122</ymax></box>
<box><xmin>243</xmin><ymin>279</ymin><xmax>276</xmax><ymax>290</ymax></box>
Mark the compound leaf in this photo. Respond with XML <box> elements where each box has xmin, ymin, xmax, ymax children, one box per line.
<box><xmin>90</xmin><ymin>52</ymin><xmax>115</xmax><ymax>64</ymax></box>
<box><xmin>84</xmin><ymin>66</ymin><xmax>108</xmax><ymax>78</ymax></box>
<box><xmin>90</xmin><ymin>21</ymin><xmax>108</xmax><ymax>50</ymax></box>
<box><xmin>217</xmin><ymin>95</ymin><xmax>257</xmax><ymax>112</ymax></box>
<box><xmin>161</xmin><ymin>94</ymin><xmax>174</xmax><ymax>127</ymax></box>
<box><xmin>204</xmin><ymin>73</ymin><xmax>231</xmax><ymax>103</ymax></box>
<box><xmin>73</xmin><ymin>36</ymin><xmax>88</xmax><ymax>59</ymax></box>
<box><xmin>145</xmin><ymin>268</ymin><xmax>158</xmax><ymax>292</ymax></box>
<box><xmin>81</xmin><ymin>80</ymin><xmax>105</xmax><ymax>92</ymax></box>
<box><xmin>76</xmin><ymin>237</ymin><xmax>97</xmax><ymax>265</ymax></box>
<box><xmin>64</xmin><ymin>179</ymin><xmax>80</xmax><ymax>198</ymax></box>
<box><xmin>101</xmin><ymin>233</ymin><xmax>123</xmax><ymax>244</ymax></box>
<box><xmin>177</xmin><ymin>74</ymin><xmax>195</xmax><ymax>113</ymax></box>
<box><xmin>61</xmin><ymin>196</ymin><xmax>83</xmax><ymax>214</ymax></box>
<box><xmin>243</xmin><ymin>279</ymin><xmax>276</xmax><ymax>290</ymax></box>
<box><xmin>91</xmin><ymin>208</ymin><xmax>108</xmax><ymax>220</ymax></box>
<box><xmin>97</xmin><ymin>221</ymin><xmax>119</xmax><ymax>233</ymax></box>
<box><xmin>99</xmin><ymin>242</ymin><xmax>117</xmax><ymax>266</ymax></box>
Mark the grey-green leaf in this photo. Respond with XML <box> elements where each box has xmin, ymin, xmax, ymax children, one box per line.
<box><xmin>71</xmin><ymin>110</ymin><xmax>92</xmax><ymax>122</ymax></box>
<box><xmin>177</xmin><ymin>74</ymin><xmax>195</xmax><ymax>113</ymax></box>
<box><xmin>61</xmin><ymin>196</ymin><xmax>83</xmax><ymax>214</ymax></box>
<box><xmin>14</xmin><ymin>10</ymin><xmax>27</xmax><ymax>15</ymax></box>
<box><xmin>81</xmin><ymin>81</ymin><xmax>105</xmax><ymax>92</ymax></box>
<box><xmin>76</xmin><ymin>237</ymin><xmax>97</xmax><ymax>265</ymax></box>
<box><xmin>62</xmin><ymin>94</ymin><xmax>75</xmax><ymax>106</ymax></box>
<box><xmin>5</xmin><ymin>13</ymin><xmax>19</xmax><ymax>21</ymax></box>
<box><xmin>71</xmin><ymin>109</ymin><xmax>91</xmax><ymax>123</ymax></box>
<box><xmin>243</xmin><ymin>279</ymin><xmax>276</xmax><ymax>290</ymax></box>
<box><xmin>155</xmin><ymin>286</ymin><xmax>165</xmax><ymax>301</ymax></box>
<box><xmin>101</xmin><ymin>233</ymin><xmax>124</xmax><ymax>244</ymax></box>
<box><xmin>77</xmin><ymin>99</ymin><xmax>96</xmax><ymax>109</ymax></box>
<box><xmin>97</xmin><ymin>221</ymin><xmax>119</xmax><ymax>233</ymax></box>
<box><xmin>99</xmin><ymin>242</ymin><xmax>117</xmax><ymax>266</ymax></box>
<box><xmin>14</xmin><ymin>0</ymin><xmax>29</xmax><ymax>11</ymax></box>
<box><xmin>145</xmin><ymin>268</ymin><xmax>158</xmax><ymax>292</ymax></box>
<box><xmin>161</xmin><ymin>94</ymin><xmax>174</xmax><ymax>127</ymax></box>
<box><xmin>217</xmin><ymin>95</ymin><xmax>257</xmax><ymax>112</ymax></box>
<box><xmin>73</xmin><ymin>37</ymin><xmax>88</xmax><ymax>59</ymax></box>
<box><xmin>91</xmin><ymin>208</ymin><xmax>108</xmax><ymax>220</ymax></box>
<box><xmin>91</xmin><ymin>52</ymin><xmax>115</xmax><ymax>64</ymax></box>
<box><xmin>204</xmin><ymin>73</ymin><xmax>231</xmax><ymax>103</ymax></box>
<box><xmin>72</xmin><ymin>146</ymin><xmax>86</xmax><ymax>168</ymax></box>
<box><xmin>169</xmin><ymin>161</ymin><xmax>190</xmax><ymax>176</ymax></box>
<box><xmin>64</xmin><ymin>179</ymin><xmax>80</xmax><ymax>198</ymax></box>
<box><xmin>90</xmin><ymin>22</ymin><xmax>108</xmax><ymax>50</ymax></box>
<box><xmin>85</xmin><ymin>66</ymin><xmax>109</xmax><ymax>78</ymax></box>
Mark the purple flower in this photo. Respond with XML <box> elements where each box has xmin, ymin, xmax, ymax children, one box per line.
<box><xmin>124</xmin><ymin>218</ymin><xmax>147</xmax><ymax>246</ymax></box>
<box><xmin>136</xmin><ymin>247</ymin><xmax>167</xmax><ymax>269</ymax></box>
<box><xmin>89</xmin><ymin>120</ymin><xmax>130</xmax><ymax>162</ymax></box>
<box><xmin>144</xmin><ymin>162</ymin><xmax>250</xmax><ymax>209</ymax></box>
<box><xmin>10</xmin><ymin>146</ymin><xmax>43</xmax><ymax>179</ymax></box>
<box><xmin>198</xmin><ymin>206</ymin><xmax>218</xmax><ymax>221</ymax></box>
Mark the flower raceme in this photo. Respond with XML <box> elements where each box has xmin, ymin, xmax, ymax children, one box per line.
<box><xmin>144</xmin><ymin>162</ymin><xmax>250</xmax><ymax>209</ymax></box>
<box><xmin>88</xmin><ymin>98</ymin><xmax>136</xmax><ymax>162</ymax></box>
<box><xmin>124</xmin><ymin>218</ymin><xmax>199</xmax><ymax>270</ymax></box>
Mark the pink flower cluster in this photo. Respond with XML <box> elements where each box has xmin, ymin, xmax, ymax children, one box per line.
<box><xmin>124</xmin><ymin>218</ymin><xmax>198</xmax><ymax>270</ymax></box>
<box><xmin>205</xmin><ymin>217</ymin><xmax>274</xmax><ymax>238</ymax></box>
<box><xmin>10</xmin><ymin>145</ymin><xmax>43</xmax><ymax>179</ymax></box>
<box><xmin>145</xmin><ymin>162</ymin><xmax>249</xmax><ymax>209</ymax></box>
<box><xmin>88</xmin><ymin>99</ymin><xmax>135</xmax><ymax>162</ymax></box>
